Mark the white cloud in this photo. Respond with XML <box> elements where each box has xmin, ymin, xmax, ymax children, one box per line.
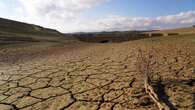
<box><xmin>1</xmin><ymin>0</ymin><xmax>195</xmax><ymax>33</ymax></box>
<box><xmin>156</xmin><ymin>11</ymin><xmax>195</xmax><ymax>24</ymax></box>
<box><xmin>81</xmin><ymin>10</ymin><xmax>195</xmax><ymax>32</ymax></box>
<box><xmin>15</xmin><ymin>0</ymin><xmax>109</xmax><ymax>32</ymax></box>
<box><xmin>18</xmin><ymin>0</ymin><xmax>108</xmax><ymax>19</ymax></box>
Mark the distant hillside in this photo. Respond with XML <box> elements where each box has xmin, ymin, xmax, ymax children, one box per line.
<box><xmin>146</xmin><ymin>27</ymin><xmax>195</xmax><ymax>34</ymax></box>
<box><xmin>0</xmin><ymin>18</ymin><xmax>62</xmax><ymax>36</ymax></box>
<box><xmin>73</xmin><ymin>31</ymin><xmax>153</xmax><ymax>43</ymax></box>
<box><xmin>0</xmin><ymin>18</ymin><xmax>78</xmax><ymax>46</ymax></box>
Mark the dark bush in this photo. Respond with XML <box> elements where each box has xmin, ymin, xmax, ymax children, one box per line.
<box><xmin>151</xmin><ymin>33</ymin><xmax>164</xmax><ymax>37</ymax></box>
<box><xmin>168</xmin><ymin>33</ymin><xmax>179</xmax><ymax>36</ymax></box>
<box><xmin>99</xmin><ymin>40</ymin><xmax>110</xmax><ymax>43</ymax></box>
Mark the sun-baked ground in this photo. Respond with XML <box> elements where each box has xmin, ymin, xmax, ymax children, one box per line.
<box><xmin>0</xmin><ymin>34</ymin><xmax>195</xmax><ymax>110</ymax></box>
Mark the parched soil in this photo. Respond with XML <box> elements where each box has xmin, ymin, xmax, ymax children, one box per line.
<box><xmin>0</xmin><ymin>37</ymin><xmax>194</xmax><ymax>110</ymax></box>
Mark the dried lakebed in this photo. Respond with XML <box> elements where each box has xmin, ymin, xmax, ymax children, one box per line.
<box><xmin>0</xmin><ymin>42</ymin><xmax>194</xmax><ymax>110</ymax></box>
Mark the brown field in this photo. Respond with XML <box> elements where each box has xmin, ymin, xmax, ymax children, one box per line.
<box><xmin>0</xmin><ymin>31</ymin><xmax>195</xmax><ymax>110</ymax></box>
<box><xmin>146</xmin><ymin>27</ymin><xmax>195</xmax><ymax>35</ymax></box>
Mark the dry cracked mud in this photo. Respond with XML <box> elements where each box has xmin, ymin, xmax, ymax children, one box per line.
<box><xmin>0</xmin><ymin>40</ymin><xmax>194</xmax><ymax>110</ymax></box>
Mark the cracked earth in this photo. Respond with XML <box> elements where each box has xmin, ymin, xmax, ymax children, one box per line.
<box><xmin>0</xmin><ymin>40</ymin><xmax>194</xmax><ymax>110</ymax></box>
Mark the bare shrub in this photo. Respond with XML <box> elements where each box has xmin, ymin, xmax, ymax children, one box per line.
<box><xmin>136</xmin><ymin>47</ymin><xmax>160</xmax><ymax>82</ymax></box>
<box><xmin>136</xmin><ymin>47</ymin><xmax>171</xmax><ymax>110</ymax></box>
<box><xmin>136</xmin><ymin>42</ymin><xmax>193</xmax><ymax>110</ymax></box>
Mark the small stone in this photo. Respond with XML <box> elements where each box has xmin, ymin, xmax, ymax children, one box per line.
<box><xmin>124</xmin><ymin>65</ymin><xmax>128</xmax><ymax>69</ymax></box>
<box><xmin>192</xmin><ymin>68</ymin><xmax>195</xmax><ymax>73</ymax></box>
<box><xmin>132</xmin><ymin>98</ymin><xmax>139</xmax><ymax>105</ymax></box>
<box><xmin>139</xmin><ymin>96</ymin><xmax>153</xmax><ymax>106</ymax></box>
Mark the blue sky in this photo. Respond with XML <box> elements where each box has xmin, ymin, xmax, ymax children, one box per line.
<box><xmin>0</xmin><ymin>0</ymin><xmax>195</xmax><ymax>32</ymax></box>
<box><xmin>85</xmin><ymin>0</ymin><xmax>195</xmax><ymax>17</ymax></box>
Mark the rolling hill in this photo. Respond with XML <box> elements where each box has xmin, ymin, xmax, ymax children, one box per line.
<box><xmin>0</xmin><ymin>18</ymin><xmax>61</xmax><ymax>36</ymax></box>
<box><xmin>0</xmin><ymin>18</ymin><xmax>79</xmax><ymax>46</ymax></box>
